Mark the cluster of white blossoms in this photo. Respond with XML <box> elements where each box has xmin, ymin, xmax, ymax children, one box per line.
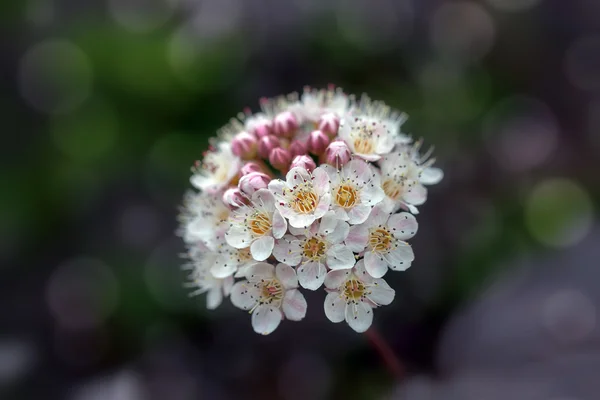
<box><xmin>179</xmin><ymin>86</ymin><xmax>443</xmax><ymax>335</ymax></box>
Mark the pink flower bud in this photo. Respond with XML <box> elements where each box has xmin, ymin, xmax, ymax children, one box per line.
<box><xmin>289</xmin><ymin>140</ymin><xmax>307</xmax><ymax>157</ymax></box>
<box><xmin>318</xmin><ymin>112</ymin><xmax>340</xmax><ymax>137</ymax></box>
<box><xmin>269</xmin><ymin>148</ymin><xmax>292</xmax><ymax>172</ymax></box>
<box><xmin>273</xmin><ymin>111</ymin><xmax>298</xmax><ymax>138</ymax></box>
<box><xmin>325</xmin><ymin>140</ymin><xmax>352</xmax><ymax>167</ymax></box>
<box><xmin>248</xmin><ymin>116</ymin><xmax>272</xmax><ymax>139</ymax></box>
<box><xmin>238</xmin><ymin>172</ymin><xmax>270</xmax><ymax>196</ymax></box>
<box><xmin>258</xmin><ymin>135</ymin><xmax>281</xmax><ymax>159</ymax></box>
<box><xmin>222</xmin><ymin>187</ymin><xmax>246</xmax><ymax>208</ymax></box>
<box><xmin>290</xmin><ymin>155</ymin><xmax>316</xmax><ymax>172</ymax></box>
<box><xmin>240</xmin><ymin>161</ymin><xmax>262</xmax><ymax>176</ymax></box>
<box><xmin>231</xmin><ymin>131</ymin><xmax>257</xmax><ymax>160</ymax></box>
<box><xmin>307</xmin><ymin>130</ymin><xmax>330</xmax><ymax>155</ymax></box>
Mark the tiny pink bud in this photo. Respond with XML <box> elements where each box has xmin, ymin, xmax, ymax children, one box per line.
<box><xmin>318</xmin><ymin>112</ymin><xmax>340</xmax><ymax>137</ymax></box>
<box><xmin>240</xmin><ymin>161</ymin><xmax>262</xmax><ymax>176</ymax></box>
<box><xmin>290</xmin><ymin>155</ymin><xmax>316</xmax><ymax>172</ymax></box>
<box><xmin>307</xmin><ymin>130</ymin><xmax>330</xmax><ymax>155</ymax></box>
<box><xmin>248</xmin><ymin>116</ymin><xmax>272</xmax><ymax>139</ymax></box>
<box><xmin>231</xmin><ymin>131</ymin><xmax>257</xmax><ymax>160</ymax></box>
<box><xmin>325</xmin><ymin>140</ymin><xmax>352</xmax><ymax>167</ymax></box>
<box><xmin>273</xmin><ymin>111</ymin><xmax>298</xmax><ymax>138</ymax></box>
<box><xmin>258</xmin><ymin>135</ymin><xmax>281</xmax><ymax>159</ymax></box>
<box><xmin>269</xmin><ymin>148</ymin><xmax>292</xmax><ymax>172</ymax></box>
<box><xmin>289</xmin><ymin>140</ymin><xmax>307</xmax><ymax>157</ymax></box>
<box><xmin>238</xmin><ymin>172</ymin><xmax>271</xmax><ymax>196</ymax></box>
<box><xmin>222</xmin><ymin>187</ymin><xmax>246</xmax><ymax>208</ymax></box>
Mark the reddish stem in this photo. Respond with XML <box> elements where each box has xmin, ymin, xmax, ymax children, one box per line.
<box><xmin>365</xmin><ymin>327</ymin><xmax>404</xmax><ymax>381</ymax></box>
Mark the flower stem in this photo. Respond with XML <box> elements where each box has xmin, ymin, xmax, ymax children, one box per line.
<box><xmin>365</xmin><ymin>327</ymin><xmax>404</xmax><ymax>381</ymax></box>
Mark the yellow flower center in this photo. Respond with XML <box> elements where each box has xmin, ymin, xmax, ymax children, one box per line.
<box><xmin>335</xmin><ymin>183</ymin><xmax>359</xmax><ymax>208</ymax></box>
<box><xmin>248</xmin><ymin>212</ymin><xmax>272</xmax><ymax>236</ymax></box>
<box><xmin>382</xmin><ymin>179</ymin><xmax>403</xmax><ymax>201</ymax></box>
<box><xmin>353</xmin><ymin>137</ymin><xmax>375</xmax><ymax>154</ymax></box>
<box><xmin>259</xmin><ymin>279</ymin><xmax>284</xmax><ymax>305</ymax></box>
<box><xmin>369</xmin><ymin>227</ymin><xmax>393</xmax><ymax>252</ymax></box>
<box><xmin>343</xmin><ymin>278</ymin><xmax>366</xmax><ymax>301</ymax></box>
<box><xmin>302</xmin><ymin>237</ymin><xmax>327</xmax><ymax>260</ymax></box>
<box><xmin>238</xmin><ymin>247</ymin><xmax>253</xmax><ymax>262</ymax></box>
<box><xmin>291</xmin><ymin>188</ymin><xmax>318</xmax><ymax>214</ymax></box>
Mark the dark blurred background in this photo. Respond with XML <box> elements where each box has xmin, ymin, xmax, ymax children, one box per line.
<box><xmin>2</xmin><ymin>0</ymin><xmax>599</xmax><ymax>399</ymax></box>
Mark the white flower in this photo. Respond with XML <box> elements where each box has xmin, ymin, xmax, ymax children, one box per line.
<box><xmin>378</xmin><ymin>151</ymin><xmax>427</xmax><ymax>214</ymax></box>
<box><xmin>224</xmin><ymin>189</ymin><xmax>287</xmax><ymax>261</ymax></box>
<box><xmin>269</xmin><ymin>166</ymin><xmax>331</xmax><ymax>228</ymax></box>
<box><xmin>190</xmin><ymin>142</ymin><xmax>242</xmax><ymax>193</ymax></box>
<box><xmin>184</xmin><ymin>245</ymin><xmax>234</xmax><ymax>310</ymax></box>
<box><xmin>181</xmin><ymin>191</ymin><xmax>230</xmax><ymax>250</ymax></box>
<box><xmin>338</xmin><ymin>117</ymin><xmax>397</xmax><ymax>161</ymax></box>
<box><xmin>292</xmin><ymin>86</ymin><xmax>349</xmax><ymax>123</ymax></box>
<box><xmin>403</xmin><ymin>140</ymin><xmax>444</xmax><ymax>186</ymax></box>
<box><xmin>323</xmin><ymin>259</ymin><xmax>395</xmax><ymax>333</ymax></box>
<box><xmin>230</xmin><ymin>262</ymin><xmax>307</xmax><ymax>335</ymax></box>
<box><xmin>349</xmin><ymin>94</ymin><xmax>412</xmax><ymax>144</ymax></box>
<box><xmin>272</xmin><ymin>213</ymin><xmax>354</xmax><ymax>290</ymax></box>
<box><xmin>346</xmin><ymin>206</ymin><xmax>417</xmax><ymax>278</ymax></box>
<box><xmin>321</xmin><ymin>159</ymin><xmax>385</xmax><ymax>224</ymax></box>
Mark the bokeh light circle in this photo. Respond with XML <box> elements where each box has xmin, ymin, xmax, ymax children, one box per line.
<box><xmin>483</xmin><ymin>95</ymin><xmax>559</xmax><ymax>171</ymax></box>
<box><xmin>485</xmin><ymin>0</ymin><xmax>543</xmax><ymax>12</ymax></box>
<box><xmin>118</xmin><ymin>204</ymin><xmax>161</xmax><ymax>249</ymax></box>
<box><xmin>525</xmin><ymin>179</ymin><xmax>593</xmax><ymax>248</ymax></box>
<box><xmin>430</xmin><ymin>1</ymin><xmax>495</xmax><ymax>64</ymax></box>
<box><xmin>0</xmin><ymin>339</ymin><xmax>37</xmax><ymax>386</ymax></box>
<box><xmin>565</xmin><ymin>35</ymin><xmax>600</xmax><ymax>92</ymax></box>
<box><xmin>46</xmin><ymin>257</ymin><xmax>119</xmax><ymax>330</ymax></box>
<box><xmin>108</xmin><ymin>0</ymin><xmax>176</xmax><ymax>33</ymax></box>
<box><xmin>542</xmin><ymin>289</ymin><xmax>596</xmax><ymax>344</ymax></box>
<box><xmin>19</xmin><ymin>39</ymin><xmax>93</xmax><ymax>114</ymax></box>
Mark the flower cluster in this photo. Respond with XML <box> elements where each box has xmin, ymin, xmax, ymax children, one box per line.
<box><xmin>179</xmin><ymin>86</ymin><xmax>443</xmax><ymax>334</ymax></box>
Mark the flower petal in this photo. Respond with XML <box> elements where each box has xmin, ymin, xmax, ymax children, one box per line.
<box><xmin>225</xmin><ymin>225</ymin><xmax>252</xmax><ymax>249</ymax></box>
<box><xmin>345</xmin><ymin>302</ymin><xmax>373</xmax><ymax>333</ymax></box>
<box><xmin>246</xmin><ymin>262</ymin><xmax>275</xmax><ymax>281</ymax></box>
<box><xmin>387</xmin><ymin>212</ymin><xmax>418</xmax><ymax>240</ymax></box>
<box><xmin>365</xmin><ymin>204</ymin><xmax>389</xmax><ymax>228</ymax></box>
<box><xmin>313</xmin><ymin>193</ymin><xmax>332</xmax><ymax>219</ymax></box>
<box><xmin>359</xmin><ymin>182</ymin><xmax>385</xmax><ymax>207</ymax></box>
<box><xmin>324</xmin><ymin>269</ymin><xmax>352</xmax><ymax>289</ymax></box>
<box><xmin>282</xmin><ymin>289</ymin><xmax>307</xmax><ymax>321</ymax></box>
<box><xmin>324</xmin><ymin>292</ymin><xmax>346</xmax><ymax>323</ymax></box>
<box><xmin>286</xmin><ymin>167</ymin><xmax>312</xmax><ymax>187</ymax></box>
<box><xmin>230</xmin><ymin>281</ymin><xmax>259</xmax><ymax>310</ymax></box>
<box><xmin>272</xmin><ymin>210</ymin><xmax>287</xmax><ymax>239</ymax></box>
<box><xmin>386</xmin><ymin>242</ymin><xmax>414</xmax><ymax>271</ymax></box>
<box><xmin>403</xmin><ymin>181</ymin><xmax>427</xmax><ymax>206</ymax></box>
<box><xmin>210</xmin><ymin>258</ymin><xmax>237</xmax><ymax>278</ymax></box>
<box><xmin>297</xmin><ymin>261</ymin><xmax>326</xmax><ymax>290</ymax></box>
<box><xmin>250</xmin><ymin>236</ymin><xmax>274</xmax><ymax>261</ymax></box>
<box><xmin>312</xmin><ymin>167</ymin><xmax>330</xmax><ymax>196</ymax></box>
<box><xmin>420</xmin><ymin>167</ymin><xmax>444</xmax><ymax>185</ymax></box>
<box><xmin>289</xmin><ymin>213</ymin><xmax>317</xmax><ymax>229</ymax></box>
<box><xmin>272</xmin><ymin>238</ymin><xmax>303</xmax><ymax>266</ymax></box>
<box><xmin>353</xmin><ymin>259</ymin><xmax>374</xmax><ymax>284</ymax></box>
<box><xmin>253</xmin><ymin>188</ymin><xmax>275</xmax><ymax>210</ymax></box>
<box><xmin>364</xmin><ymin>251</ymin><xmax>389</xmax><ymax>278</ymax></box>
<box><xmin>318</xmin><ymin>212</ymin><xmax>339</xmax><ymax>236</ymax></box>
<box><xmin>268</xmin><ymin>179</ymin><xmax>286</xmax><ymax>198</ymax></box>
<box><xmin>346</xmin><ymin>225</ymin><xmax>369</xmax><ymax>253</ymax></box>
<box><xmin>328</xmin><ymin>220</ymin><xmax>350</xmax><ymax>244</ymax></box>
<box><xmin>347</xmin><ymin>204</ymin><xmax>372</xmax><ymax>225</ymax></box>
<box><xmin>368</xmin><ymin>279</ymin><xmax>395</xmax><ymax>306</ymax></box>
<box><xmin>251</xmin><ymin>305</ymin><xmax>282</xmax><ymax>335</ymax></box>
<box><xmin>206</xmin><ymin>288</ymin><xmax>223</xmax><ymax>310</ymax></box>
<box><xmin>275</xmin><ymin>263</ymin><xmax>298</xmax><ymax>289</ymax></box>
<box><xmin>326</xmin><ymin>244</ymin><xmax>356</xmax><ymax>270</ymax></box>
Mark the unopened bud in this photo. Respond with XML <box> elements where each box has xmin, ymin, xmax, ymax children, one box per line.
<box><xmin>231</xmin><ymin>131</ymin><xmax>257</xmax><ymax>160</ymax></box>
<box><xmin>273</xmin><ymin>111</ymin><xmax>298</xmax><ymax>138</ymax></box>
<box><xmin>258</xmin><ymin>135</ymin><xmax>281</xmax><ymax>159</ymax></box>
<box><xmin>307</xmin><ymin>130</ymin><xmax>330</xmax><ymax>155</ymax></box>
<box><xmin>325</xmin><ymin>140</ymin><xmax>352</xmax><ymax>167</ymax></box>
<box><xmin>222</xmin><ymin>187</ymin><xmax>246</xmax><ymax>208</ymax></box>
<box><xmin>290</xmin><ymin>155</ymin><xmax>316</xmax><ymax>172</ymax></box>
<box><xmin>240</xmin><ymin>161</ymin><xmax>262</xmax><ymax>176</ymax></box>
<box><xmin>239</xmin><ymin>172</ymin><xmax>271</xmax><ymax>196</ymax></box>
<box><xmin>318</xmin><ymin>112</ymin><xmax>340</xmax><ymax>137</ymax></box>
<box><xmin>289</xmin><ymin>140</ymin><xmax>307</xmax><ymax>157</ymax></box>
<box><xmin>269</xmin><ymin>148</ymin><xmax>292</xmax><ymax>172</ymax></box>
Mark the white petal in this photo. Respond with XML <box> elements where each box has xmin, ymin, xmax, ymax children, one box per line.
<box><xmin>344</xmin><ymin>159</ymin><xmax>373</xmax><ymax>185</ymax></box>
<box><xmin>275</xmin><ymin>263</ymin><xmax>298</xmax><ymax>289</ymax></box>
<box><xmin>210</xmin><ymin>259</ymin><xmax>236</xmax><ymax>279</ymax></box>
<box><xmin>364</xmin><ymin>251</ymin><xmax>389</xmax><ymax>278</ymax></box>
<box><xmin>403</xmin><ymin>181</ymin><xmax>427</xmax><ymax>206</ymax></box>
<box><xmin>288</xmin><ymin>225</ymin><xmax>309</xmax><ymax>236</ymax></box>
<box><xmin>272</xmin><ymin>238</ymin><xmax>303</xmax><ymax>266</ymax></box>
<box><xmin>365</xmin><ymin>204</ymin><xmax>389</xmax><ymax>228</ymax></box>
<box><xmin>282</xmin><ymin>289</ymin><xmax>307</xmax><ymax>321</ymax></box>
<box><xmin>328</xmin><ymin>220</ymin><xmax>350</xmax><ymax>244</ymax></box>
<box><xmin>313</xmin><ymin>193</ymin><xmax>332</xmax><ymax>219</ymax></box>
<box><xmin>368</xmin><ymin>279</ymin><xmax>395</xmax><ymax>306</ymax></box>
<box><xmin>251</xmin><ymin>305</ymin><xmax>283</xmax><ymax>335</ymax></box>
<box><xmin>222</xmin><ymin>276</ymin><xmax>234</xmax><ymax>296</ymax></box>
<box><xmin>324</xmin><ymin>269</ymin><xmax>352</xmax><ymax>289</ymax></box>
<box><xmin>311</xmin><ymin>167</ymin><xmax>330</xmax><ymax>196</ymax></box>
<box><xmin>289</xmin><ymin>213</ymin><xmax>317</xmax><ymax>229</ymax></box>
<box><xmin>246</xmin><ymin>262</ymin><xmax>275</xmax><ymax>281</ymax></box>
<box><xmin>268</xmin><ymin>179</ymin><xmax>286</xmax><ymax>198</ymax></box>
<box><xmin>230</xmin><ymin>281</ymin><xmax>259</xmax><ymax>310</ymax></box>
<box><xmin>206</xmin><ymin>288</ymin><xmax>223</xmax><ymax>310</ymax></box>
<box><xmin>345</xmin><ymin>302</ymin><xmax>373</xmax><ymax>333</ymax></box>
<box><xmin>318</xmin><ymin>212</ymin><xmax>338</xmax><ymax>236</ymax></box>
<box><xmin>250</xmin><ymin>236</ymin><xmax>274</xmax><ymax>261</ymax></box>
<box><xmin>359</xmin><ymin>182</ymin><xmax>385</xmax><ymax>207</ymax></box>
<box><xmin>346</xmin><ymin>225</ymin><xmax>369</xmax><ymax>253</ymax></box>
<box><xmin>253</xmin><ymin>188</ymin><xmax>275</xmax><ymax>210</ymax></box>
<box><xmin>353</xmin><ymin>259</ymin><xmax>374</xmax><ymax>284</ymax></box>
<box><xmin>286</xmin><ymin>167</ymin><xmax>312</xmax><ymax>187</ymax></box>
<box><xmin>380</xmin><ymin>197</ymin><xmax>401</xmax><ymax>214</ymax></box>
<box><xmin>272</xmin><ymin>210</ymin><xmax>287</xmax><ymax>239</ymax></box>
<box><xmin>387</xmin><ymin>212</ymin><xmax>418</xmax><ymax>240</ymax></box>
<box><xmin>347</xmin><ymin>204</ymin><xmax>372</xmax><ymax>225</ymax></box>
<box><xmin>326</xmin><ymin>244</ymin><xmax>356</xmax><ymax>270</ymax></box>
<box><xmin>297</xmin><ymin>261</ymin><xmax>327</xmax><ymax>290</ymax></box>
<box><xmin>225</xmin><ymin>225</ymin><xmax>252</xmax><ymax>249</ymax></box>
<box><xmin>386</xmin><ymin>242</ymin><xmax>414</xmax><ymax>271</ymax></box>
<box><xmin>321</xmin><ymin>164</ymin><xmax>341</xmax><ymax>186</ymax></box>
<box><xmin>405</xmin><ymin>203</ymin><xmax>419</xmax><ymax>214</ymax></box>
<box><xmin>324</xmin><ymin>292</ymin><xmax>346</xmax><ymax>323</ymax></box>
<box><xmin>420</xmin><ymin>167</ymin><xmax>444</xmax><ymax>185</ymax></box>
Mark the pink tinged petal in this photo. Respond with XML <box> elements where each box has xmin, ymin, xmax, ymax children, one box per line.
<box><xmin>311</xmin><ymin>167</ymin><xmax>330</xmax><ymax>196</ymax></box>
<box><xmin>345</xmin><ymin>302</ymin><xmax>373</xmax><ymax>333</ymax></box>
<box><xmin>386</xmin><ymin>242</ymin><xmax>414</xmax><ymax>271</ymax></box>
<box><xmin>328</xmin><ymin>220</ymin><xmax>350</xmax><ymax>244</ymax></box>
<box><xmin>365</xmin><ymin>204</ymin><xmax>390</xmax><ymax>228</ymax></box>
<box><xmin>230</xmin><ymin>281</ymin><xmax>259</xmax><ymax>310</ymax></box>
<box><xmin>318</xmin><ymin>212</ymin><xmax>339</xmax><ymax>236</ymax></box>
<box><xmin>268</xmin><ymin>179</ymin><xmax>286</xmax><ymax>197</ymax></box>
<box><xmin>297</xmin><ymin>261</ymin><xmax>326</xmax><ymax>290</ymax></box>
<box><xmin>222</xmin><ymin>276</ymin><xmax>234</xmax><ymax>296</ymax></box>
<box><xmin>403</xmin><ymin>181</ymin><xmax>427</xmax><ymax>206</ymax></box>
<box><xmin>253</xmin><ymin>188</ymin><xmax>275</xmax><ymax>210</ymax></box>
<box><xmin>313</xmin><ymin>193</ymin><xmax>332</xmax><ymax>220</ymax></box>
<box><xmin>405</xmin><ymin>203</ymin><xmax>419</xmax><ymax>214</ymax></box>
<box><xmin>250</xmin><ymin>236</ymin><xmax>274</xmax><ymax>261</ymax></box>
<box><xmin>289</xmin><ymin>213</ymin><xmax>317</xmax><ymax>229</ymax></box>
<box><xmin>375</xmin><ymin>134</ymin><xmax>395</xmax><ymax>155</ymax></box>
<box><xmin>364</xmin><ymin>251</ymin><xmax>389</xmax><ymax>279</ymax></box>
<box><xmin>286</xmin><ymin>167</ymin><xmax>311</xmax><ymax>187</ymax></box>
<box><xmin>356</xmin><ymin>153</ymin><xmax>381</xmax><ymax>162</ymax></box>
<box><xmin>288</xmin><ymin>225</ymin><xmax>309</xmax><ymax>237</ymax></box>
<box><xmin>359</xmin><ymin>184</ymin><xmax>385</xmax><ymax>207</ymax></box>
<box><xmin>368</xmin><ymin>279</ymin><xmax>395</xmax><ymax>306</ymax></box>
<box><xmin>346</xmin><ymin>225</ymin><xmax>369</xmax><ymax>253</ymax></box>
<box><xmin>324</xmin><ymin>292</ymin><xmax>346</xmax><ymax>323</ymax></box>
<box><xmin>225</xmin><ymin>225</ymin><xmax>252</xmax><ymax>249</ymax></box>
<box><xmin>272</xmin><ymin>211</ymin><xmax>287</xmax><ymax>239</ymax></box>
<box><xmin>344</xmin><ymin>159</ymin><xmax>372</xmax><ymax>185</ymax></box>
<box><xmin>275</xmin><ymin>263</ymin><xmax>298</xmax><ymax>289</ymax></box>
<box><xmin>326</xmin><ymin>244</ymin><xmax>356</xmax><ymax>270</ymax></box>
<box><xmin>420</xmin><ymin>167</ymin><xmax>444</xmax><ymax>185</ymax></box>
<box><xmin>324</xmin><ymin>269</ymin><xmax>352</xmax><ymax>289</ymax></box>
<box><xmin>251</xmin><ymin>305</ymin><xmax>283</xmax><ymax>335</ymax></box>
<box><xmin>210</xmin><ymin>259</ymin><xmax>236</xmax><ymax>279</ymax></box>
<box><xmin>380</xmin><ymin>197</ymin><xmax>400</xmax><ymax>214</ymax></box>
<box><xmin>272</xmin><ymin>239</ymin><xmax>303</xmax><ymax>265</ymax></box>
<box><xmin>282</xmin><ymin>289</ymin><xmax>307</xmax><ymax>321</ymax></box>
<box><xmin>246</xmin><ymin>262</ymin><xmax>275</xmax><ymax>281</ymax></box>
<box><xmin>347</xmin><ymin>204</ymin><xmax>372</xmax><ymax>225</ymax></box>
<box><xmin>353</xmin><ymin>259</ymin><xmax>374</xmax><ymax>284</ymax></box>
<box><xmin>387</xmin><ymin>212</ymin><xmax>418</xmax><ymax>240</ymax></box>
<box><xmin>321</xmin><ymin>164</ymin><xmax>341</xmax><ymax>186</ymax></box>
<box><xmin>206</xmin><ymin>288</ymin><xmax>223</xmax><ymax>310</ymax></box>
<box><xmin>333</xmin><ymin>207</ymin><xmax>350</xmax><ymax>221</ymax></box>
